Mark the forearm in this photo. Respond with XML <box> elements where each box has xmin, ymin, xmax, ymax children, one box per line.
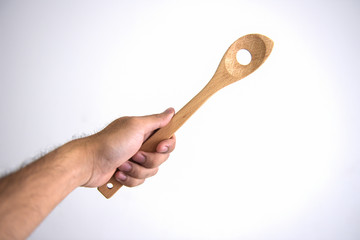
<box><xmin>0</xmin><ymin>139</ymin><xmax>90</xmax><ymax>239</ymax></box>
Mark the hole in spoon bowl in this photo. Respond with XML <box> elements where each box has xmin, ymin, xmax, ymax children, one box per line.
<box><xmin>107</xmin><ymin>182</ymin><xmax>114</xmax><ymax>189</ymax></box>
<box><xmin>236</xmin><ymin>49</ymin><xmax>252</xmax><ymax>65</ymax></box>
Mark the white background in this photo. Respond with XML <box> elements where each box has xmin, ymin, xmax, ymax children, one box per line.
<box><xmin>0</xmin><ymin>0</ymin><xmax>359</xmax><ymax>239</ymax></box>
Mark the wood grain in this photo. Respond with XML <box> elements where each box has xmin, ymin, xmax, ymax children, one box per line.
<box><xmin>98</xmin><ymin>33</ymin><xmax>274</xmax><ymax>198</ymax></box>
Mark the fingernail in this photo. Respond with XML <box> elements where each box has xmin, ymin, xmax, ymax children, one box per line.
<box><xmin>119</xmin><ymin>162</ymin><xmax>132</xmax><ymax>172</ymax></box>
<box><xmin>160</xmin><ymin>145</ymin><xmax>169</xmax><ymax>153</ymax></box>
<box><xmin>164</xmin><ymin>108</ymin><xmax>174</xmax><ymax>114</ymax></box>
<box><xmin>132</xmin><ymin>152</ymin><xmax>146</xmax><ymax>163</ymax></box>
<box><xmin>118</xmin><ymin>172</ymin><xmax>127</xmax><ymax>181</ymax></box>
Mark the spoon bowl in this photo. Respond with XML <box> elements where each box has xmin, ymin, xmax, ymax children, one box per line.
<box><xmin>211</xmin><ymin>34</ymin><xmax>274</xmax><ymax>89</ymax></box>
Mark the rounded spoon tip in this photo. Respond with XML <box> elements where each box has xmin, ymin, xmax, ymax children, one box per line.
<box><xmin>216</xmin><ymin>34</ymin><xmax>273</xmax><ymax>83</ymax></box>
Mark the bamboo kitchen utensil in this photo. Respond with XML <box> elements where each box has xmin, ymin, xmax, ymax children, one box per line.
<box><xmin>98</xmin><ymin>33</ymin><xmax>274</xmax><ymax>198</ymax></box>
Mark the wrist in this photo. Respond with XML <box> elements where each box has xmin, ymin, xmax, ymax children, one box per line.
<box><xmin>57</xmin><ymin>137</ymin><xmax>95</xmax><ymax>188</ymax></box>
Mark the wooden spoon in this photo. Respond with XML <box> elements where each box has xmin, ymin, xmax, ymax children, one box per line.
<box><xmin>98</xmin><ymin>33</ymin><xmax>274</xmax><ymax>198</ymax></box>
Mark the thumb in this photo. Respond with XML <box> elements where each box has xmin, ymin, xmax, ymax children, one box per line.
<box><xmin>140</xmin><ymin>108</ymin><xmax>175</xmax><ymax>138</ymax></box>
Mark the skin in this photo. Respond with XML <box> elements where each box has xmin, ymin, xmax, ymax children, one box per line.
<box><xmin>0</xmin><ymin>108</ymin><xmax>176</xmax><ymax>240</ymax></box>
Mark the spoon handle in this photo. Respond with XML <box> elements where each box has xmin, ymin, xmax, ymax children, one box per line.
<box><xmin>98</xmin><ymin>82</ymin><xmax>217</xmax><ymax>198</ymax></box>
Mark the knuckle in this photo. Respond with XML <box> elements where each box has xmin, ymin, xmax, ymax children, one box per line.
<box><xmin>127</xmin><ymin>117</ymin><xmax>141</xmax><ymax>127</ymax></box>
<box><xmin>144</xmin><ymin>168</ymin><xmax>158</xmax><ymax>178</ymax></box>
<box><xmin>130</xmin><ymin>166</ymin><xmax>143</xmax><ymax>179</ymax></box>
<box><xmin>128</xmin><ymin>162</ymin><xmax>152</xmax><ymax>179</ymax></box>
<box><xmin>150</xmin><ymin>167</ymin><xmax>159</xmax><ymax>177</ymax></box>
<box><xmin>134</xmin><ymin>168</ymin><xmax>146</xmax><ymax>179</ymax></box>
<box><xmin>126</xmin><ymin>182</ymin><xmax>137</xmax><ymax>188</ymax></box>
<box><xmin>145</xmin><ymin>159</ymin><xmax>159</xmax><ymax>168</ymax></box>
<box><xmin>127</xmin><ymin>179</ymin><xmax>145</xmax><ymax>188</ymax></box>
<box><xmin>116</xmin><ymin>116</ymin><xmax>130</xmax><ymax>125</ymax></box>
<box><xmin>118</xmin><ymin>116</ymin><xmax>140</xmax><ymax>129</ymax></box>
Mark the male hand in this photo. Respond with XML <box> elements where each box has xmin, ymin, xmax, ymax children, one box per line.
<box><xmin>82</xmin><ymin>108</ymin><xmax>176</xmax><ymax>188</ymax></box>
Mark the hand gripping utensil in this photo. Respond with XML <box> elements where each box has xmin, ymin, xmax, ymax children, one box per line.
<box><xmin>98</xmin><ymin>33</ymin><xmax>274</xmax><ymax>198</ymax></box>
